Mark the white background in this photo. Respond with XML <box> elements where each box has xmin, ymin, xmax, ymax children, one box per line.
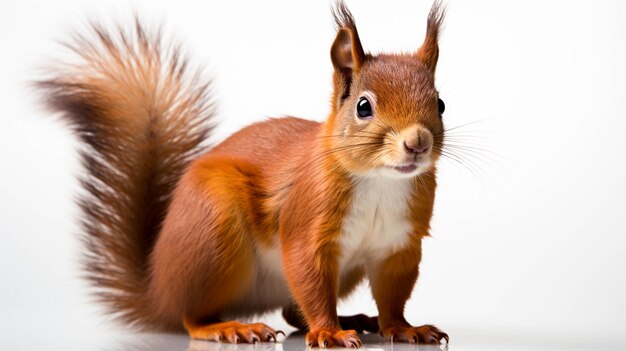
<box><xmin>1</xmin><ymin>0</ymin><xmax>625</xmax><ymax>349</ymax></box>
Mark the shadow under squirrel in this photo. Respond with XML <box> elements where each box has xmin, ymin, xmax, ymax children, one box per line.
<box><xmin>38</xmin><ymin>0</ymin><xmax>449</xmax><ymax>348</ymax></box>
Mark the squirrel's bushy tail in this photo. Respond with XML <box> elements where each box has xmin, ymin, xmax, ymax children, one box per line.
<box><xmin>38</xmin><ymin>21</ymin><xmax>214</xmax><ymax>329</ymax></box>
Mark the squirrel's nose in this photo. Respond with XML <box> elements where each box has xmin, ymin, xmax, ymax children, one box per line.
<box><xmin>404</xmin><ymin>140</ymin><xmax>429</xmax><ymax>154</ymax></box>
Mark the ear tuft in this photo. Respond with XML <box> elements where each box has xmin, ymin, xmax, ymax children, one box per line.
<box><xmin>331</xmin><ymin>0</ymin><xmax>356</xmax><ymax>31</ymax></box>
<box><xmin>416</xmin><ymin>1</ymin><xmax>446</xmax><ymax>73</ymax></box>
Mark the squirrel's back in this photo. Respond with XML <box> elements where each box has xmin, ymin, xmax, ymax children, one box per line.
<box><xmin>210</xmin><ymin>117</ymin><xmax>321</xmax><ymax>165</ymax></box>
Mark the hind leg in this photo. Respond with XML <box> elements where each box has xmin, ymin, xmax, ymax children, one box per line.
<box><xmin>150</xmin><ymin>158</ymin><xmax>280</xmax><ymax>342</ymax></box>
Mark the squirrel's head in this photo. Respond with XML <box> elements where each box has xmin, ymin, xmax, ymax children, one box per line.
<box><xmin>325</xmin><ymin>1</ymin><xmax>445</xmax><ymax>179</ymax></box>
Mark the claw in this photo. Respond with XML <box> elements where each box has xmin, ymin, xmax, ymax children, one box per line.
<box><xmin>276</xmin><ymin>330</ymin><xmax>286</xmax><ymax>338</ymax></box>
<box><xmin>322</xmin><ymin>340</ymin><xmax>328</xmax><ymax>348</ymax></box>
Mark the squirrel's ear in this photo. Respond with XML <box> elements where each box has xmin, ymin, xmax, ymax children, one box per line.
<box><xmin>416</xmin><ymin>1</ymin><xmax>445</xmax><ymax>74</ymax></box>
<box><xmin>331</xmin><ymin>28</ymin><xmax>365</xmax><ymax>73</ymax></box>
<box><xmin>330</xmin><ymin>1</ymin><xmax>365</xmax><ymax>74</ymax></box>
<box><xmin>330</xmin><ymin>1</ymin><xmax>365</xmax><ymax>107</ymax></box>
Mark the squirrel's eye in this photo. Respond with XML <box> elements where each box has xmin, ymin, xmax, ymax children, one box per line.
<box><xmin>438</xmin><ymin>98</ymin><xmax>445</xmax><ymax>116</ymax></box>
<box><xmin>356</xmin><ymin>97</ymin><xmax>373</xmax><ymax>119</ymax></box>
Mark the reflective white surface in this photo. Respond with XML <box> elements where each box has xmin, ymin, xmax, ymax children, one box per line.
<box><xmin>4</xmin><ymin>330</ymin><xmax>623</xmax><ymax>351</ymax></box>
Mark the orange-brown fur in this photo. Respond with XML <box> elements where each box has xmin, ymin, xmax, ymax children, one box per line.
<box><xmin>39</xmin><ymin>0</ymin><xmax>449</xmax><ymax>348</ymax></box>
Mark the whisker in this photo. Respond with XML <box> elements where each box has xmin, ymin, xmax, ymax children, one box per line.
<box><xmin>351</xmin><ymin>129</ymin><xmax>390</xmax><ymax>137</ymax></box>
<box><xmin>417</xmin><ymin>174</ymin><xmax>431</xmax><ymax>197</ymax></box>
<box><xmin>433</xmin><ymin>147</ymin><xmax>489</xmax><ymax>182</ymax></box>
<box><xmin>440</xmin><ymin>136</ymin><xmax>494</xmax><ymax>147</ymax></box>
<box><xmin>367</xmin><ymin>149</ymin><xmax>393</xmax><ymax>167</ymax></box>
<box><xmin>316</xmin><ymin>134</ymin><xmax>380</xmax><ymax>140</ymax></box>
<box><xmin>445</xmin><ymin>151</ymin><xmax>504</xmax><ymax>180</ymax></box>
<box><xmin>371</xmin><ymin>119</ymin><xmax>398</xmax><ymax>137</ymax></box>
<box><xmin>442</xmin><ymin>142</ymin><xmax>509</xmax><ymax>171</ymax></box>
<box><xmin>438</xmin><ymin>132</ymin><xmax>492</xmax><ymax>140</ymax></box>
<box><xmin>442</xmin><ymin>142</ymin><xmax>507</xmax><ymax>160</ymax></box>
<box><xmin>295</xmin><ymin>142</ymin><xmax>383</xmax><ymax>173</ymax></box>
<box><xmin>438</xmin><ymin>118</ymin><xmax>499</xmax><ymax>135</ymax></box>
<box><xmin>441</xmin><ymin>148</ymin><xmax>499</xmax><ymax>173</ymax></box>
<box><xmin>433</xmin><ymin>148</ymin><xmax>471</xmax><ymax>170</ymax></box>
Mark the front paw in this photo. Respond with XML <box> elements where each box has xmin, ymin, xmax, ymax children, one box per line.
<box><xmin>306</xmin><ymin>328</ymin><xmax>362</xmax><ymax>348</ymax></box>
<box><xmin>381</xmin><ymin>324</ymin><xmax>448</xmax><ymax>345</ymax></box>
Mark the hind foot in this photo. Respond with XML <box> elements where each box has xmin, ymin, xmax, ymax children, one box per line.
<box><xmin>339</xmin><ymin>314</ymin><xmax>379</xmax><ymax>333</ymax></box>
<box><xmin>381</xmin><ymin>324</ymin><xmax>448</xmax><ymax>345</ymax></box>
<box><xmin>185</xmin><ymin>320</ymin><xmax>284</xmax><ymax>343</ymax></box>
<box><xmin>282</xmin><ymin>304</ymin><xmax>378</xmax><ymax>334</ymax></box>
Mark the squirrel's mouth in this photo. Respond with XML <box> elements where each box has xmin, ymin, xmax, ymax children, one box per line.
<box><xmin>389</xmin><ymin>163</ymin><xmax>419</xmax><ymax>174</ymax></box>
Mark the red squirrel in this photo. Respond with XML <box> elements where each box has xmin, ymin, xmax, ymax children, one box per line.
<box><xmin>39</xmin><ymin>0</ymin><xmax>449</xmax><ymax>348</ymax></box>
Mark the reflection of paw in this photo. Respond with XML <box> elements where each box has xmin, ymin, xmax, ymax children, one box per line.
<box><xmin>189</xmin><ymin>321</ymin><xmax>284</xmax><ymax>343</ymax></box>
<box><xmin>381</xmin><ymin>324</ymin><xmax>448</xmax><ymax>345</ymax></box>
<box><xmin>339</xmin><ymin>314</ymin><xmax>379</xmax><ymax>333</ymax></box>
<box><xmin>305</xmin><ymin>328</ymin><xmax>362</xmax><ymax>348</ymax></box>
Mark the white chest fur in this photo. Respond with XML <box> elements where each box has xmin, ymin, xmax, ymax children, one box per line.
<box><xmin>339</xmin><ymin>176</ymin><xmax>415</xmax><ymax>270</ymax></box>
<box><xmin>239</xmin><ymin>176</ymin><xmax>415</xmax><ymax>313</ymax></box>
